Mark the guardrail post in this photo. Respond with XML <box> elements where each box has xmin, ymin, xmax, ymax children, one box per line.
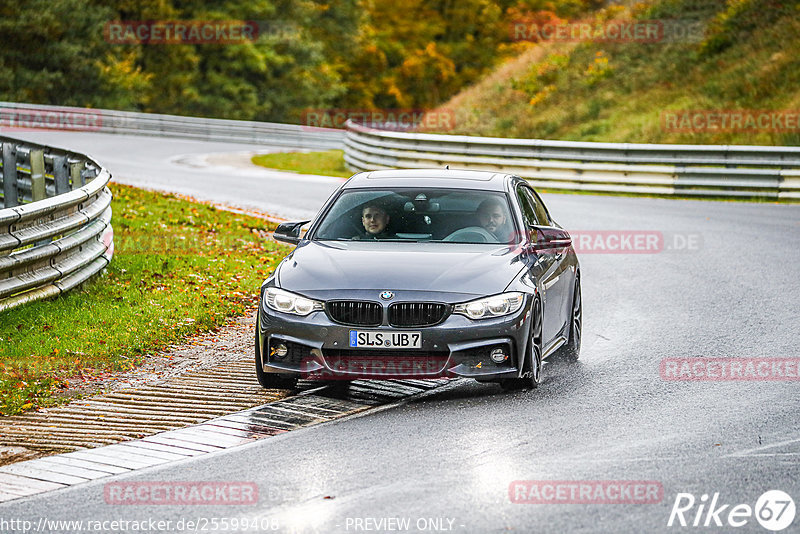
<box><xmin>2</xmin><ymin>142</ymin><xmax>19</xmax><ymax>208</ymax></box>
<box><xmin>53</xmin><ymin>155</ymin><xmax>70</xmax><ymax>194</ymax></box>
<box><xmin>81</xmin><ymin>167</ymin><xmax>96</xmax><ymax>184</ymax></box>
<box><xmin>29</xmin><ymin>149</ymin><xmax>46</xmax><ymax>201</ymax></box>
<box><xmin>70</xmin><ymin>161</ymin><xmax>84</xmax><ymax>189</ymax></box>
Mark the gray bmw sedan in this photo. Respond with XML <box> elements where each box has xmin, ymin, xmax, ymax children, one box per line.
<box><xmin>256</xmin><ymin>169</ymin><xmax>581</xmax><ymax>390</ymax></box>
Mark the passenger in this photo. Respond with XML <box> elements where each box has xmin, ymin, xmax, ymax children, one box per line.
<box><xmin>355</xmin><ymin>203</ymin><xmax>395</xmax><ymax>240</ymax></box>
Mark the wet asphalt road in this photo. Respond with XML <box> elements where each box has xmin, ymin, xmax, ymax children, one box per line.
<box><xmin>2</xmin><ymin>131</ymin><xmax>799</xmax><ymax>533</ymax></box>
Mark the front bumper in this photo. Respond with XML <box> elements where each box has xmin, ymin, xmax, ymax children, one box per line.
<box><xmin>257</xmin><ymin>295</ymin><xmax>533</xmax><ymax>380</ymax></box>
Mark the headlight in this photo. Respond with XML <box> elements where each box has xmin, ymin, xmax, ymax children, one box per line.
<box><xmin>453</xmin><ymin>292</ymin><xmax>525</xmax><ymax>320</ymax></box>
<box><xmin>264</xmin><ymin>287</ymin><xmax>324</xmax><ymax>316</ymax></box>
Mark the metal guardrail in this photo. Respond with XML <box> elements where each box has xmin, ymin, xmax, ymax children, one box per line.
<box><xmin>0</xmin><ymin>102</ymin><xmax>345</xmax><ymax>150</ymax></box>
<box><xmin>344</xmin><ymin>121</ymin><xmax>800</xmax><ymax>200</ymax></box>
<box><xmin>0</xmin><ymin>136</ymin><xmax>113</xmax><ymax>312</ymax></box>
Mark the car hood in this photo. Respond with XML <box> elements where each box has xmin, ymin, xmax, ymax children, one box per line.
<box><xmin>277</xmin><ymin>240</ymin><xmax>526</xmax><ymax>301</ymax></box>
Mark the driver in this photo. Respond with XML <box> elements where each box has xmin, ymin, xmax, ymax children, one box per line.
<box><xmin>355</xmin><ymin>203</ymin><xmax>395</xmax><ymax>240</ymax></box>
<box><xmin>476</xmin><ymin>198</ymin><xmax>509</xmax><ymax>240</ymax></box>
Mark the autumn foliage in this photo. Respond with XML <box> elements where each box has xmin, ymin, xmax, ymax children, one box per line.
<box><xmin>0</xmin><ymin>0</ymin><xmax>602</xmax><ymax>123</ymax></box>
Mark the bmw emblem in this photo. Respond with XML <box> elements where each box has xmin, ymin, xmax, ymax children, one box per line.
<box><xmin>380</xmin><ymin>291</ymin><xmax>394</xmax><ymax>300</ymax></box>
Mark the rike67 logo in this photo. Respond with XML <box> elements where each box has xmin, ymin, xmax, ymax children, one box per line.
<box><xmin>668</xmin><ymin>490</ymin><xmax>795</xmax><ymax>531</ymax></box>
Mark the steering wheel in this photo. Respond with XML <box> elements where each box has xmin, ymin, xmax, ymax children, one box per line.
<box><xmin>443</xmin><ymin>226</ymin><xmax>498</xmax><ymax>243</ymax></box>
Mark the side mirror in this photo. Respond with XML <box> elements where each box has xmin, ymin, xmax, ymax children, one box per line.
<box><xmin>273</xmin><ymin>220</ymin><xmax>311</xmax><ymax>245</ymax></box>
<box><xmin>529</xmin><ymin>226</ymin><xmax>572</xmax><ymax>252</ymax></box>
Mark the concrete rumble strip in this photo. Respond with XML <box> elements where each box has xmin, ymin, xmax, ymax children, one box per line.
<box><xmin>0</xmin><ymin>378</ymin><xmax>449</xmax><ymax>502</ymax></box>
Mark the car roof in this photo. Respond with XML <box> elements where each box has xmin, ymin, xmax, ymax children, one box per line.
<box><xmin>343</xmin><ymin>169</ymin><xmax>513</xmax><ymax>191</ymax></box>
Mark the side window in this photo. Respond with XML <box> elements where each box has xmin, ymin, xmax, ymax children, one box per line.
<box><xmin>515</xmin><ymin>186</ymin><xmax>538</xmax><ymax>227</ymax></box>
<box><xmin>518</xmin><ymin>186</ymin><xmax>549</xmax><ymax>226</ymax></box>
<box><xmin>528</xmin><ymin>189</ymin><xmax>551</xmax><ymax>226</ymax></box>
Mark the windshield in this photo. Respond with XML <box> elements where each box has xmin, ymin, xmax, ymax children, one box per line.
<box><xmin>312</xmin><ymin>188</ymin><xmax>518</xmax><ymax>244</ymax></box>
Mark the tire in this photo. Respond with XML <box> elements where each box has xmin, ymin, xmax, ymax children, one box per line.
<box><xmin>500</xmin><ymin>297</ymin><xmax>543</xmax><ymax>390</ymax></box>
<box><xmin>552</xmin><ymin>275</ymin><xmax>581</xmax><ymax>363</ymax></box>
<box><xmin>255</xmin><ymin>319</ymin><xmax>298</xmax><ymax>390</ymax></box>
<box><xmin>322</xmin><ymin>379</ymin><xmax>352</xmax><ymax>395</ymax></box>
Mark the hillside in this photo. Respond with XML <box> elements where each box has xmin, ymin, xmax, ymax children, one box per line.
<box><xmin>432</xmin><ymin>0</ymin><xmax>800</xmax><ymax>146</ymax></box>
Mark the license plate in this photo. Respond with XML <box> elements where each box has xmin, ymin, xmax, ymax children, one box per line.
<box><xmin>349</xmin><ymin>331</ymin><xmax>422</xmax><ymax>349</ymax></box>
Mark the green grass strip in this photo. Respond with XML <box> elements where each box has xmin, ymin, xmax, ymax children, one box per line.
<box><xmin>251</xmin><ymin>150</ymin><xmax>351</xmax><ymax>178</ymax></box>
<box><xmin>0</xmin><ymin>184</ymin><xmax>290</xmax><ymax>416</ymax></box>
